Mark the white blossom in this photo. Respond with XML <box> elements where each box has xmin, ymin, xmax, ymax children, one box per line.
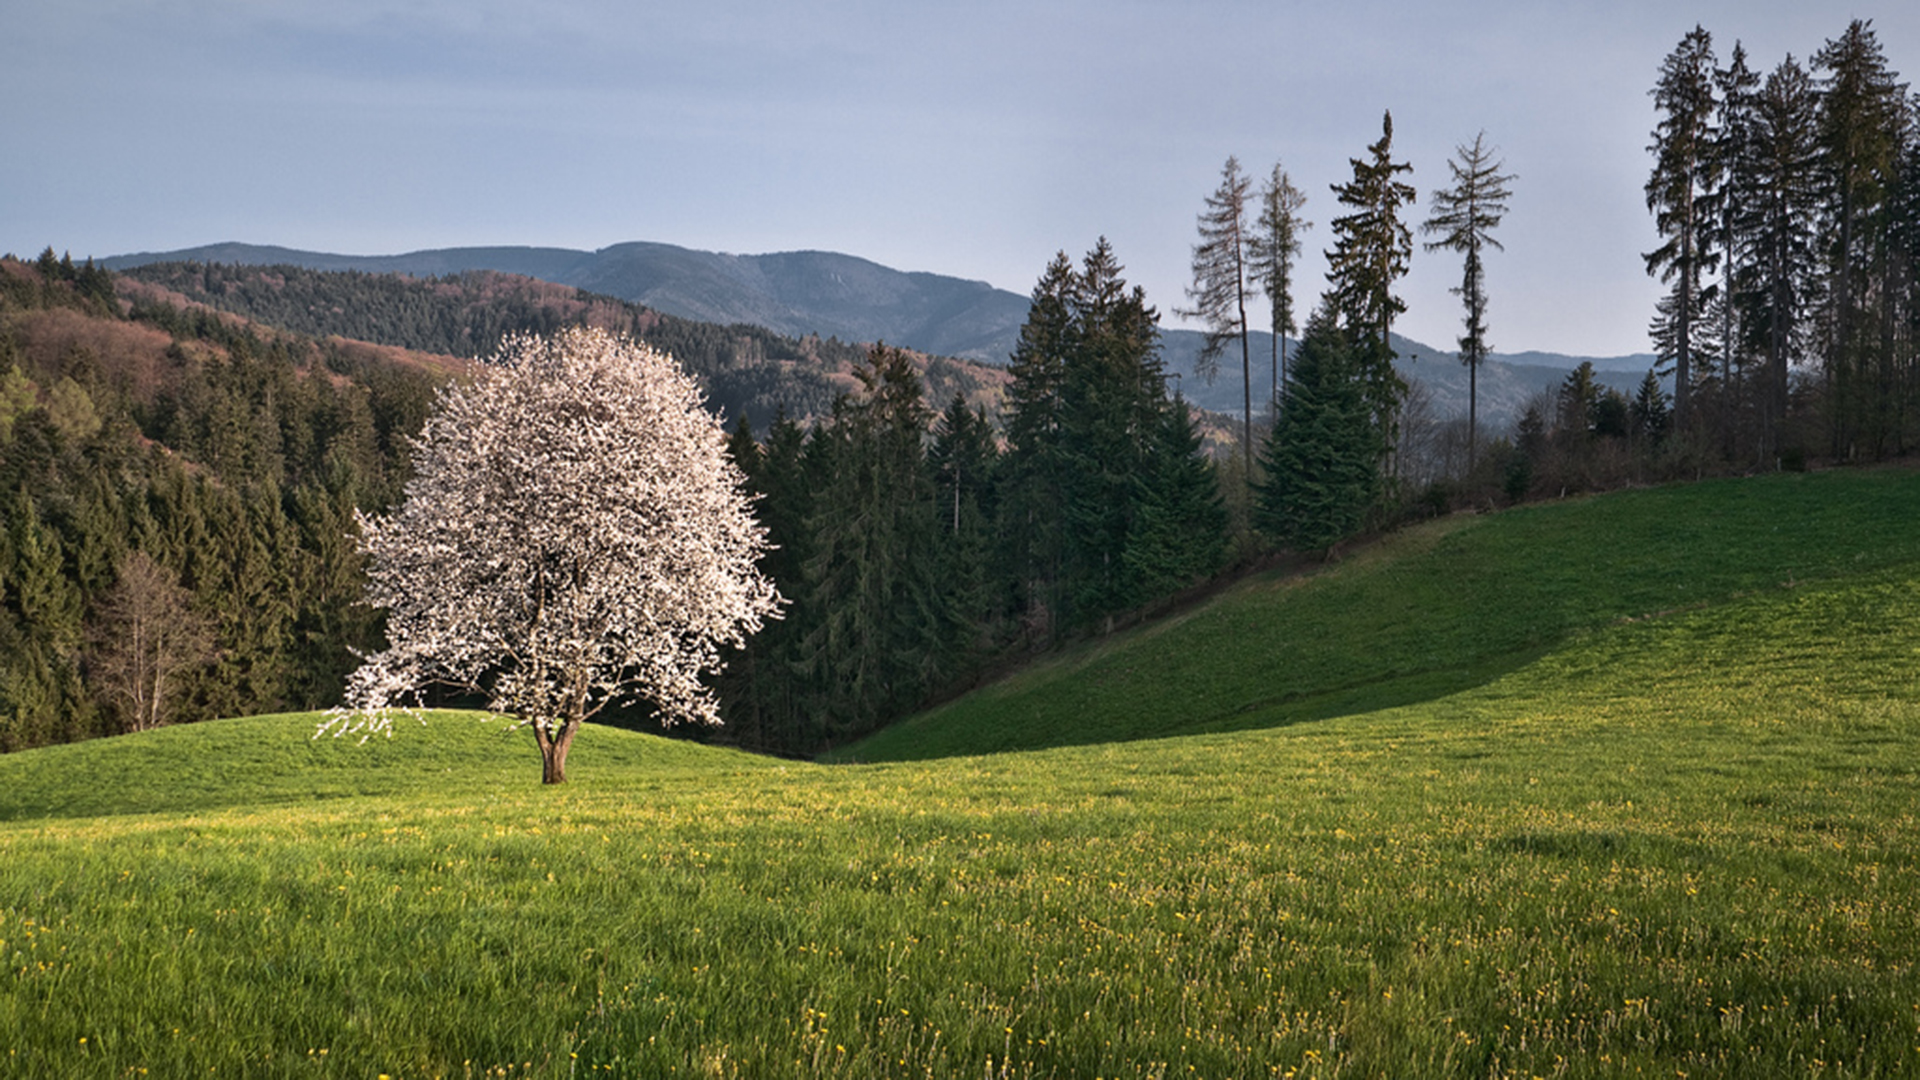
<box><xmin>318</xmin><ymin>327</ymin><xmax>780</xmax><ymax>781</ymax></box>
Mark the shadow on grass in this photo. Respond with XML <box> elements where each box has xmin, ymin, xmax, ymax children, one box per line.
<box><xmin>1166</xmin><ymin>644</ymin><xmax>1555</xmax><ymax>740</ymax></box>
<box><xmin>842</xmin><ymin>643</ymin><xmax>1556</xmax><ymax>763</ymax></box>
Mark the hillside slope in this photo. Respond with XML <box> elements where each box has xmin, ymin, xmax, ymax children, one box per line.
<box><xmin>1</xmin><ymin>469</ymin><xmax>1916</xmax><ymax>1077</ymax></box>
<box><xmin>838</xmin><ymin>466</ymin><xmax>1920</xmax><ymax>761</ymax></box>
<box><xmin>116</xmin><ymin>261</ymin><xmax>1012</xmax><ymax>428</ymax></box>
<box><xmin>0</xmin><ymin>711</ymin><xmax>772</xmax><ymax>823</ymax></box>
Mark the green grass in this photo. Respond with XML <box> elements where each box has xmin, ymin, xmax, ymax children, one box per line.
<box><xmin>837</xmin><ymin>467</ymin><xmax>1920</xmax><ymax>761</ymax></box>
<box><xmin>1</xmin><ymin>468</ymin><xmax>1918</xmax><ymax>1077</ymax></box>
<box><xmin>0</xmin><ymin>710</ymin><xmax>772</xmax><ymax>824</ymax></box>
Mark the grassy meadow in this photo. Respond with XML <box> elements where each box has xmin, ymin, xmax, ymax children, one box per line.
<box><xmin>2</xmin><ymin>469</ymin><xmax>1918</xmax><ymax>1077</ymax></box>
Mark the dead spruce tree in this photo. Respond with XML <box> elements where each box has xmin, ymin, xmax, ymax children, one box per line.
<box><xmin>321</xmin><ymin>327</ymin><xmax>780</xmax><ymax>783</ymax></box>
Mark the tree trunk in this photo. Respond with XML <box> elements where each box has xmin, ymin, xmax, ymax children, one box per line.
<box><xmin>1468</xmin><ymin>356</ymin><xmax>1479</xmax><ymax>473</ymax></box>
<box><xmin>536</xmin><ymin>718</ymin><xmax>581</xmax><ymax>785</ymax></box>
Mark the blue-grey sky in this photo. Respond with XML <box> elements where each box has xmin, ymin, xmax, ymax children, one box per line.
<box><xmin>4</xmin><ymin>1</ymin><xmax>1912</xmax><ymax>358</ymax></box>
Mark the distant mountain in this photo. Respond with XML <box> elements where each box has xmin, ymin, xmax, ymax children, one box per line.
<box><xmin>105</xmin><ymin>241</ymin><xmax>1031</xmax><ymax>365</ymax></box>
<box><xmin>114</xmin><ymin>260</ymin><xmax>1012</xmax><ymax>433</ymax></box>
<box><xmin>106</xmin><ymin>240</ymin><xmax>1656</xmax><ymax>436</ymax></box>
<box><xmin>1158</xmin><ymin>331</ymin><xmax>1648</xmax><ymax>440</ymax></box>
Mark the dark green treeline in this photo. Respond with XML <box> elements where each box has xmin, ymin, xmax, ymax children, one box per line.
<box><xmin>0</xmin><ymin>253</ymin><xmax>432</xmax><ymax>750</ymax></box>
<box><xmin>717</xmin><ymin>242</ymin><xmax>1227</xmax><ymax>756</ymax></box>
<box><xmin>1644</xmin><ymin>19</ymin><xmax>1920</xmax><ymax>466</ymax></box>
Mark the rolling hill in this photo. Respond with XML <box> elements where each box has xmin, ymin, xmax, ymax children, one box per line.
<box><xmin>2</xmin><ymin>467</ymin><xmax>1915</xmax><ymax>1076</ymax></box>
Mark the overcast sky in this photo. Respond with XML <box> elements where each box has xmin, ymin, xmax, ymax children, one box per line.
<box><xmin>5</xmin><ymin>1</ymin><xmax>1914</xmax><ymax>358</ymax></box>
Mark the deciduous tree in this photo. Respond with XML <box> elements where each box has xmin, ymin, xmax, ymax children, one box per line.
<box><xmin>89</xmin><ymin>550</ymin><xmax>214</xmax><ymax>732</ymax></box>
<box><xmin>321</xmin><ymin>327</ymin><xmax>780</xmax><ymax>784</ymax></box>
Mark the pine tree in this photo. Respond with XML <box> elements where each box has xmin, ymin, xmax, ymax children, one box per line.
<box><xmin>1125</xmin><ymin>396</ymin><xmax>1226</xmax><ymax>597</ymax></box>
<box><xmin>800</xmin><ymin>346</ymin><xmax>946</xmax><ymax>742</ymax></box>
<box><xmin>1180</xmin><ymin>156</ymin><xmax>1256</xmax><ymax>471</ymax></box>
<box><xmin>1000</xmin><ymin>253</ymin><xmax>1077</xmax><ymax>640</ymax></box>
<box><xmin>1645</xmin><ymin>26</ymin><xmax>1721</xmax><ymax>435</ymax></box>
<box><xmin>1734</xmin><ymin>54</ymin><xmax>1822</xmax><ymax>459</ymax></box>
<box><xmin>1814</xmin><ymin>19</ymin><xmax>1910</xmax><ymax>458</ymax></box>
<box><xmin>1251</xmin><ymin>163</ymin><xmax>1311</xmax><ymax>417</ymax></box>
<box><xmin>1326</xmin><ymin>112</ymin><xmax>1416</xmax><ymax>467</ymax></box>
<box><xmin>1256</xmin><ymin>302</ymin><xmax>1377</xmax><ymax>556</ymax></box>
<box><xmin>1422</xmin><ymin>132</ymin><xmax>1515</xmax><ymax>471</ymax></box>
<box><xmin>1705</xmin><ymin>43</ymin><xmax>1761</xmax><ymax>453</ymax></box>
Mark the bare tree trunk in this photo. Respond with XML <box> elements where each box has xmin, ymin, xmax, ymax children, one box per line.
<box><xmin>536</xmin><ymin>718</ymin><xmax>581</xmax><ymax>784</ymax></box>
<box><xmin>1468</xmin><ymin>358</ymin><xmax>1479</xmax><ymax>473</ymax></box>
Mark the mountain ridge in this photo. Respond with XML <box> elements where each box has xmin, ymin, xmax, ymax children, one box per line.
<box><xmin>105</xmin><ymin>240</ymin><xmax>1658</xmax><ymax>434</ymax></box>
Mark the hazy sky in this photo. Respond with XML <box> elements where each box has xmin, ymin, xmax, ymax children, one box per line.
<box><xmin>5</xmin><ymin>1</ymin><xmax>1914</xmax><ymax>357</ymax></box>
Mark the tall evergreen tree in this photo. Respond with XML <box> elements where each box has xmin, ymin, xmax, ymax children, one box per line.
<box><xmin>1062</xmin><ymin>240</ymin><xmax>1167</xmax><ymax>630</ymax></box>
<box><xmin>1181</xmin><ymin>156</ymin><xmax>1256</xmax><ymax>471</ymax></box>
<box><xmin>1256</xmin><ymin>301</ymin><xmax>1377</xmax><ymax>556</ymax></box>
<box><xmin>1814</xmin><ymin>19</ymin><xmax>1910</xmax><ymax>457</ymax></box>
<box><xmin>1645</xmin><ymin>26</ymin><xmax>1721</xmax><ymax>435</ymax></box>
<box><xmin>1421</xmin><ymin>131</ymin><xmax>1515</xmax><ymax>471</ymax></box>
<box><xmin>1706</xmin><ymin>44</ymin><xmax>1762</xmax><ymax>452</ymax></box>
<box><xmin>1325</xmin><ymin>111</ymin><xmax>1416</xmax><ymax>467</ymax></box>
<box><xmin>1001</xmin><ymin>240</ymin><xmax>1194</xmax><ymax>638</ymax></box>
<box><xmin>1251</xmin><ymin>162</ymin><xmax>1311</xmax><ymax>417</ymax></box>
<box><xmin>1125</xmin><ymin>395</ymin><xmax>1226</xmax><ymax>597</ymax></box>
<box><xmin>929</xmin><ymin>398</ymin><xmax>1001</xmax><ymax>664</ymax></box>
<box><xmin>1631</xmin><ymin>368</ymin><xmax>1672</xmax><ymax>447</ymax></box>
<box><xmin>1734</xmin><ymin>54</ymin><xmax>1823</xmax><ymax>458</ymax></box>
<box><xmin>1001</xmin><ymin>253</ymin><xmax>1077</xmax><ymax>640</ymax></box>
<box><xmin>800</xmin><ymin>346</ymin><xmax>946</xmax><ymax>742</ymax></box>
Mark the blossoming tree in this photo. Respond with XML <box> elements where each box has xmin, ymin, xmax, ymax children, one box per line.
<box><xmin>319</xmin><ymin>327</ymin><xmax>780</xmax><ymax>783</ymax></box>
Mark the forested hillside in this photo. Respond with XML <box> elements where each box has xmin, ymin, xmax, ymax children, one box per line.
<box><xmin>117</xmin><ymin>261</ymin><xmax>1012</xmax><ymax>431</ymax></box>
<box><xmin>0</xmin><ymin>252</ymin><xmax>438</xmax><ymax>748</ymax></box>
<box><xmin>3</xmin><ymin>250</ymin><xmax>1228</xmax><ymax>756</ymax></box>
<box><xmin>107</xmin><ymin>241</ymin><xmax>1033</xmax><ymax>364</ymax></box>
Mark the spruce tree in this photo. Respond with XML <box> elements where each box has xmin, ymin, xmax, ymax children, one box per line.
<box><xmin>929</xmin><ymin>398</ymin><xmax>1001</xmax><ymax>664</ymax></box>
<box><xmin>1814</xmin><ymin>19</ymin><xmax>1909</xmax><ymax>458</ymax></box>
<box><xmin>1645</xmin><ymin>25</ymin><xmax>1721</xmax><ymax>436</ymax></box>
<box><xmin>1061</xmin><ymin>240</ymin><xmax>1166</xmax><ymax>629</ymax></box>
<box><xmin>1256</xmin><ymin>302</ymin><xmax>1377</xmax><ymax>556</ymax></box>
<box><xmin>1251</xmin><ymin>163</ymin><xmax>1311</xmax><ymax>417</ymax></box>
<box><xmin>1631</xmin><ymin>368</ymin><xmax>1672</xmax><ymax>447</ymax></box>
<box><xmin>1705</xmin><ymin>43</ymin><xmax>1761</xmax><ymax>452</ymax></box>
<box><xmin>1125</xmin><ymin>396</ymin><xmax>1226</xmax><ymax>597</ymax></box>
<box><xmin>1180</xmin><ymin>156</ymin><xmax>1256</xmax><ymax>470</ymax></box>
<box><xmin>800</xmin><ymin>346</ymin><xmax>946</xmax><ymax>742</ymax></box>
<box><xmin>1000</xmin><ymin>253</ymin><xmax>1076</xmax><ymax>639</ymax></box>
<box><xmin>1422</xmin><ymin>132</ymin><xmax>1515</xmax><ymax>471</ymax></box>
<box><xmin>1734</xmin><ymin>54</ymin><xmax>1822</xmax><ymax>459</ymax></box>
<box><xmin>1326</xmin><ymin>112</ymin><xmax>1416</xmax><ymax>469</ymax></box>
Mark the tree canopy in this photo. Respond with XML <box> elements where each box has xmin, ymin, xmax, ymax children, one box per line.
<box><xmin>321</xmin><ymin>327</ymin><xmax>780</xmax><ymax>783</ymax></box>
